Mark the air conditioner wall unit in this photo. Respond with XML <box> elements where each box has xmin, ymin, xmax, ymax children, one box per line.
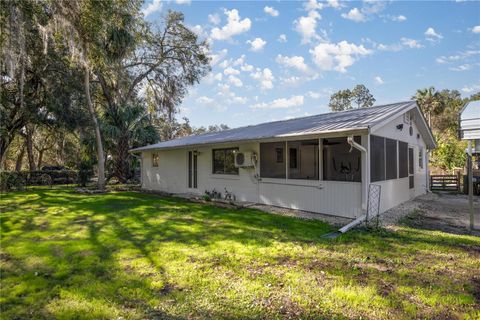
<box><xmin>234</xmin><ymin>151</ymin><xmax>255</xmax><ymax>168</ymax></box>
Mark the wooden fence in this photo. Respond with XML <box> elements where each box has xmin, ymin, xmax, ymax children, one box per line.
<box><xmin>430</xmin><ymin>175</ymin><xmax>460</xmax><ymax>192</ymax></box>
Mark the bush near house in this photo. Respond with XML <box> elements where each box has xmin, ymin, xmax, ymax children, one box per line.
<box><xmin>0</xmin><ymin>187</ymin><xmax>479</xmax><ymax>319</ymax></box>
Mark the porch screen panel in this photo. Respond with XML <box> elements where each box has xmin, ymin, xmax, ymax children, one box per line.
<box><xmin>370</xmin><ymin>135</ymin><xmax>385</xmax><ymax>182</ymax></box>
<box><xmin>260</xmin><ymin>142</ymin><xmax>286</xmax><ymax>178</ymax></box>
<box><xmin>385</xmin><ymin>138</ymin><xmax>398</xmax><ymax>180</ymax></box>
<box><xmin>398</xmin><ymin>141</ymin><xmax>408</xmax><ymax>178</ymax></box>
<box><xmin>322</xmin><ymin>136</ymin><xmax>361</xmax><ymax>182</ymax></box>
<box><xmin>288</xmin><ymin>140</ymin><xmax>319</xmax><ymax>180</ymax></box>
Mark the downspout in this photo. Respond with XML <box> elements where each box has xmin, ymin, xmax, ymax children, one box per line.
<box><xmin>323</xmin><ymin>135</ymin><xmax>369</xmax><ymax>238</ymax></box>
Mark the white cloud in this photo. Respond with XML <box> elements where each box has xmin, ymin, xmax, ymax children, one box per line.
<box><xmin>278</xmin><ymin>34</ymin><xmax>287</xmax><ymax>43</ymax></box>
<box><xmin>327</xmin><ymin>0</ymin><xmax>341</xmax><ymax>9</ymax></box>
<box><xmin>223</xmin><ymin>67</ymin><xmax>240</xmax><ymax>75</ymax></box>
<box><xmin>341</xmin><ymin>8</ymin><xmax>366</xmax><ymax>22</ymax></box>
<box><xmin>281</xmin><ymin>76</ymin><xmax>302</xmax><ymax>86</ymax></box>
<box><xmin>461</xmin><ymin>84</ymin><xmax>480</xmax><ymax>93</ymax></box>
<box><xmin>252</xmin><ymin>95</ymin><xmax>304</xmax><ymax>109</ymax></box>
<box><xmin>229</xmin><ymin>95</ymin><xmax>248</xmax><ymax>105</ymax></box>
<box><xmin>400</xmin><ymin>37</ymin><xmax>424</xmax><ymax>49</ymax></box>
<box><xmin>142</xmin><ymin>0</ymin><xmax>162</xmax><ymax>17</ymax></box>
<box><xmin>472</xmin><ymin>26</ymin><xmax>480</xmax><ymax>33</ymax></box>
<box><xmin>251</xmin><ymin>68</ymin><xmax>274</xmax><ymax>90</ymax></box>
<box><xmin>174</xmin><ymin>0</ymin><xmax>190</xmax><ymax>4</ymax></box>
<box><xmin>376</xmin><ymin>37</ymin><xmax>424</xmax><ymax>51</ymax></box>
<box><xmin>374</xmin><ymin>76</ymin><xmax>384</xmax><ymax>85</ymax></box>
<box><xmin>228</xmin><ymin>75</ymin><xmax>243</xmax><ymax>87</ymax></box>
<box><xmin>436</xmin><ymin>50</ymin><xmax>480</xmax><ymax>65</ymax></box>
<box><xmin>424</xmin><ymin>27</ymin><xmax>443</xmax><ymax>41</ymax></box>
<box><xmin>190</xmin><ymin>25</ymin><xmax>204</xmax><ymax>36</ymax></box>
<box><xmin>450</xmin><ymin>64</ymin><xmax>472</xmax><ymax>71</ymax></box>
<box><xmin>240</xmin><ymin>63</ymin><xmax>254</xmax><ymax>72</ymax></box>
<box><xmin>294</xmin><ymin>10</ymin><xmax>321</xmax><ymax>44</ymax></box>
<box><xmin>208</xmin><ymin>13</ymin><xmax>221</xmax><ymax>25</ymax></box>
<box><xmin>264</xmin><ymin>6</ymin><xmax>279</xmax><ymax>17</ymax></box>
<box><xmin>204</xmin><ymin>72</ymin><xmax>223</xmax><ymax>84</ymax></box>
<box><xmin>310</xmin><ymin>41</ymin><xmax>372</xmax><ymax>73</ymax></box>
<box><xmin>210</xmin><ymin>9</ymin><xmax>251</xmax><ymax>41</ymax></box>
<box><xmin>209</xmin><ymin>49</ymin><xmax>228</xmax><ymax>66</ymax></box>
<box><xmin>392</xmin><ymin>15</ymin><xmax>407</xmax><ymax>22</ymax></box>
<box><xmin>196</xmin><ymin>96</ymin><xmax>214</xmax><ymax>105</ymax></box>
<box><xmin>276</xmin><ymin>55</ymin><xmax>310</xmax><ymax>73</ymax></box>
<box><xmin>247</xmin><ymin>37</ymin><xmax>267</xmax><ymax>52</ymax></box>
<box><xmin>307</xmin><ymin>91</ymin><xmax>321</xmax><ymax>99</ymax></box>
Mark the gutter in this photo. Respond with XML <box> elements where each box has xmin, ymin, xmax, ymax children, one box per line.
<box><xmin>323</xmin><ymin>135</ymin><xmax>370</xmax><ymax>239</ymax></box>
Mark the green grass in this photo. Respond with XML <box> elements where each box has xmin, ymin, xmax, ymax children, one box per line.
<box><xmin>1</xmin><ymin>187</ymin><xmax>479</xmax><ymax>319</ymax></box>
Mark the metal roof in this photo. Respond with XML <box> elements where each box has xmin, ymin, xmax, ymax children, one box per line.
<box><xmin>459</xmin><ymin>100</ymin><xmax>480</xmax><ymax>140</ymax></box>
<box><xmin>132</xmin><ymin>101</ymin><xmax>431</xmax><ymax>152</ymax></box>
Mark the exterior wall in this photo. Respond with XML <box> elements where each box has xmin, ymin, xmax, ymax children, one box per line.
<box><xmin>140</xmin><ymin>109</ymin><xmax>431</xmax><ymax>218</ymax></box>
<box><xmin>371</xmin><ymin>112</ymin><xmax>429</xmax><ymax>213</ymax></box>
<box><xmin>141</xmin><ymin>137</ymin><xmax>363</xmax><ymax>218</ymax></box>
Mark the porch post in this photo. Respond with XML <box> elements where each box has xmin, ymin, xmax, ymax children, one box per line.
<box><xmin>361</xmin><ymin>134</ymin><xmax>370</xmax><ymax>212</ymax></box>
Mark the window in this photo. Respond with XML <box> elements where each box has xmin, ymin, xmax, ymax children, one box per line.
<box><xmin>152</xmin><ymin>153</ymin><xmax>159</xmax><ymax>167</ymax></box>
<box><xmin>398</xmin><ymin>141</ymin><xmax>408</xmax><ymax>178</ymax></box>
<box><xmin>260</xmin><ymin>142</ymin><xmax>285</xmax><ymax>178</ymax></box>
<box><xmin>288</xmin><ymin>140</ymin><xmax>319</xmax><ymax>180</ymax></box>
<box><xmin>418</xmin><ymin>147</ymin><xmax>424</xmax><ymax>169</ymax></box>
<box><xmin>212</xmin><ymin>148</ymin><xmax>238</xmax><ymax>175</ymax></box>
<box><xmin>370</xmin><ymin>135</ymin><xmax>385</xmax><ymax>182</ymax></box>
<box><xmin>188</xmin><ymin>151</ymin><xmax>197</xmax><ymax>188</ymax></box>
<box><xmin>385</xmin><ymin>138</ymin><xmax>397</xmax><ymax>180</ymax></box>
<box><xmin>289</xmin><ymin>148</ymin><xmax>298</xmax><ymax>169</ymax></box>
<box><xmin>323</xmin><ymin>137</ymin><xmax>361</xmax><ymax>182</ymax></box>
<box><xmin>275</xmin><ymin>148</ymin><xmax>283</xmax><ymax>163</ymax></box>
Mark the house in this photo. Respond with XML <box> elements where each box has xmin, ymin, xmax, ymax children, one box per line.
<box><xmin>131</xmin><ymin>101</ymin><xmax>436</xmax><ymax>219</ymax></box>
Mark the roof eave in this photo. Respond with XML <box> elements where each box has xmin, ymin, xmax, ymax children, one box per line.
<box><xmin>129</xmin><ymin>127</ymin><xmax>369</xmax><ymax>153</ymax></box>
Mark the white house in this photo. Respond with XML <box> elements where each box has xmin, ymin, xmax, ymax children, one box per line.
<box><xmin>131</xmin><ymin>101</ymin><xmax>436</xmax><ymax>219</ymax></box>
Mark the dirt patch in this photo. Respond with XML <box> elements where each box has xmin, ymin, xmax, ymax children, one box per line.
<box><xmin>248</xmin><ymin>204</ymin><xmax>352</xmax><ymax>227</ymax></box>
<box><xmin>381</xmin><ymin>192</ymin><xmax>480</xmax><ymax>236</ymax></box>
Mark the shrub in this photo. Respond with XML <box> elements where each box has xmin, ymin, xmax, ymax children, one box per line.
<box><xmin>78</xmin><ymin>162</ymin><xmax>94</xmax><ymax>187</ymax></box>
<box><xmin>0</xmin><ymin>171</ymin><xmax>27</xmax><ymax>191</ymax></box>
<box><xmin>0</xmin><ymin>170</ymin><xmax>79</xmax><ymax>191</ymax></box>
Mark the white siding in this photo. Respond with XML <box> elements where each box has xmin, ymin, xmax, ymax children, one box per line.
<box><xmin>371</xmin><ymin>112</ymin><xmax>429</xmax><ymax>213</ymax></box>
<box><xmin>141</xmin><ymin>139</ymin><xmax>363</xmax><ymax>218</ymax></box>
<box><xmin>140</xmin><ymin>109</ymin><xmax>431</xmax><ymax>218</ymax></box>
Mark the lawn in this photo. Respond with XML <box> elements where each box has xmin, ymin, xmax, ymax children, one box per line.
<box><xmin>1</xmin><ymin>188</ymin><xmax>479</xmax><ymax>319</ymax></box>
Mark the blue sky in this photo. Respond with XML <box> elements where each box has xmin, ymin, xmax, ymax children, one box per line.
<box><xmin>143</xmin><ymin>0</ymin><xmax>480</xmax><ymax>128</ymax></box>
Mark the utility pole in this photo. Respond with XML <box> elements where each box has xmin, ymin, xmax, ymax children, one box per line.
<box><xmin>467</xmin><ymin>140</ymin><xmax>474</xmax><ymax>231</ymax></box>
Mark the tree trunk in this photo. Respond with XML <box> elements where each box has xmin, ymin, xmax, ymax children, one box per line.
<box><xmin>83</xmin><ymin>61</ymin><xmax>105</xmax><ymax>190</ymax></box>
<box><xmin>37</xmin><ymin>149</ymin><xmax>44</xmax><ymax>169</ymax></box>
<box><xmin>26</xmin><ymin>125</ymin><xmax>36</xmax><ymax>171</ymax></box>
<box><xmin>113</xmin><ymin>135</ymin><xmax>130</xmax><ymax>183</ymax></box>
<box><xmin>0</xmin><ymin>135</ymin><xmax>13</xmax><ymax>170</ymax></box>
<box><xmin>15</xmin><ymin>143</ymin><xmax>26</xmax><ymax>171</ymax></box>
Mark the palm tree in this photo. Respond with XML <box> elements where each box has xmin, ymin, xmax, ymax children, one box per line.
<box><xmin>102</xmin><ymin>103</ymin><xmax>158</xmax><ymax>183</ymax></box>
<box><xmin>413</xmin><ymin>87</ymin><xmax>444</xmax><ymax>128</ymax></box>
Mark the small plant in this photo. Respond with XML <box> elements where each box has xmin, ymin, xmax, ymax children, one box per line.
<box><xmin>224</xmin><ymin>188</ymin><xmax>236</xmax><ymax>203</ymax></box>
<box><xmin>202</xmin><ymin>194</ymin><xmax>211</xmax><ymax>202</ymax></box>
<box><xmin>204</xmin><ymin>189</ymin><xmax>222</xmax><ymax>200</ymax></box>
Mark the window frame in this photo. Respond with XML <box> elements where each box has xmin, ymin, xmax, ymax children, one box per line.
<box><xmin>212</xmin><ymin>147</ymin><xmax>239</xmax><ymax>175</ymax></box>
<box><xmin>152</xmin><ymin>153</ymin><xmax>159</xmax><ymax>167</ymax></box>
<box><xmin>418</xmin><ymin>147</ymin><xmax>424</xmax><ymax>169</ymax></box>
